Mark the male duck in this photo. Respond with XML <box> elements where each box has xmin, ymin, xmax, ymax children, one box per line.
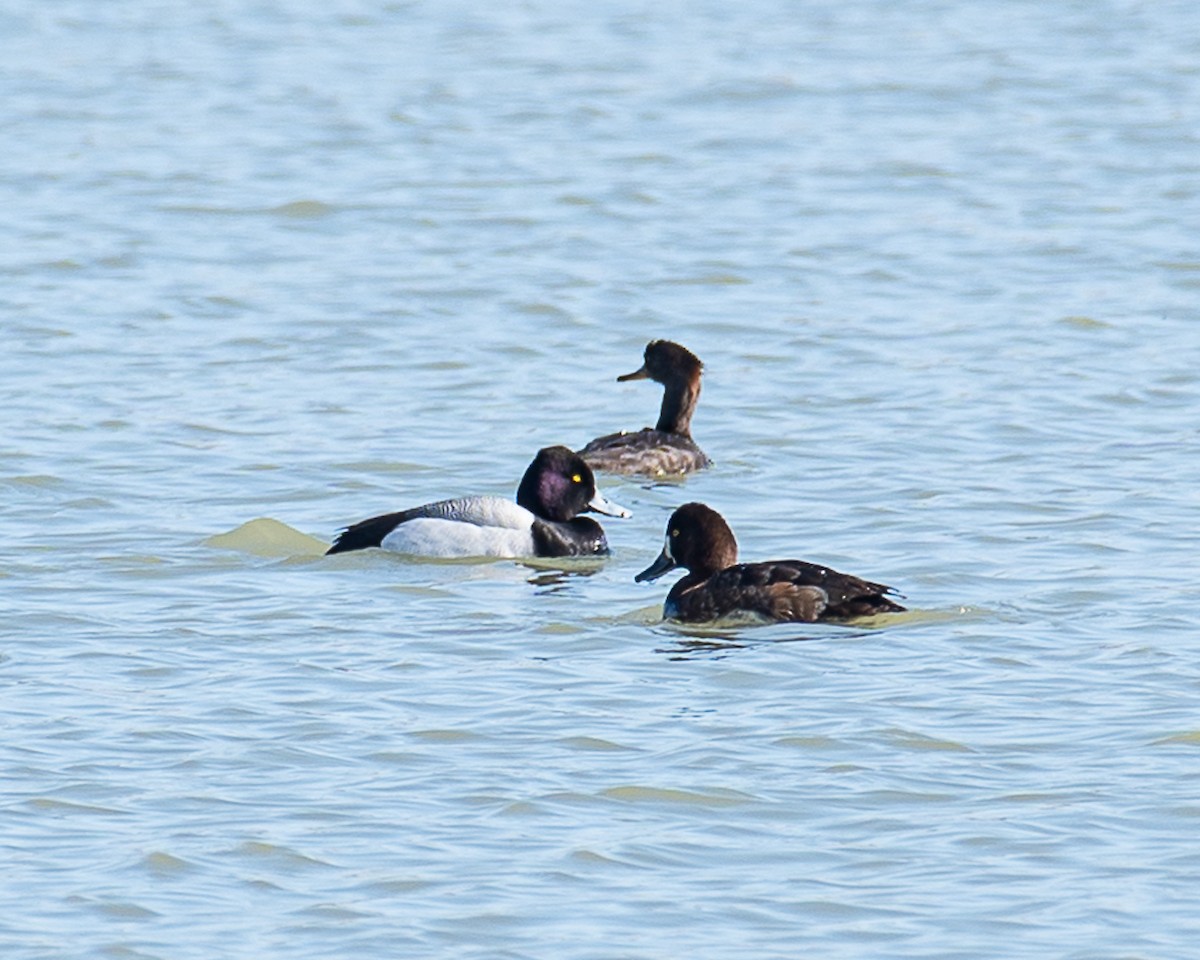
<box><xmin>327</xmin><ymin>446</ymin><xmax>630</xmax><ymax>558</ymax></box>
<box><xmin>635</xmin><ymin>502</ymin><xmax>905</xmax><ymax>623</ymax></box>
<box><xmin>578</xmin><ymin>340</ymin><xmax>710</xmax><ymax>477</ymax></box>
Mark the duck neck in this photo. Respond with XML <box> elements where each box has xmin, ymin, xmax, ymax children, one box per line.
<box><xmin>656</xmin><ymin>376</ymin><xmax>700</xmax><ymax>436</ymax></box>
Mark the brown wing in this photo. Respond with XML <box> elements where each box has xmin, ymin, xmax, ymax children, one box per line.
<box><xmin>669</xmin><ymin>561</ymin><xmax>903</xmax><ymax>623</ymax></box>
<box><xmin>579</xmin><ymin>429</ymin><xmax>710</xmax><ymax>476</ymax></box>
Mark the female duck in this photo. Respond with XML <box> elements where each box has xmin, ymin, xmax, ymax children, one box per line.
<box><xmin>327</xmin><ymin>446</ymin><xmax>630</xmax><ymax>558</ymax></box>
<box><xmin>578</xmin><ymin>340</ymin><xmax>710</xmax><ymax>477</ymax></box>
<box><xmin>635</xmin><ymin>502</ymin><xmax>905</xmax><ymax>623</ymax></box>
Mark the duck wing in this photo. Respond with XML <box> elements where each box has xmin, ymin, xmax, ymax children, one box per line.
<box><xmin>579</xmin><ymin>429</ymin><xmax>710</xmax><ymax>476</ymax></box>
<box><xmin>327</xmin><ymin>496</ymin><xmax>532</xmax><ymax>554</ymax></box>
<box><xmin>681</xmin><ymin>561</ymin><xmax>903</xmax><ymax>622</ymax></box>
<box><xmin>765</xmin><ymin>560</ymin><xmax>901</xmax><ymax>609</ymax></box>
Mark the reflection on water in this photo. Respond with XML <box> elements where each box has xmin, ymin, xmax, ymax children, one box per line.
<box><xmin>522</xmin><ymin>561</ymin><xmax>607</xmax><ymax>591</ymax></box>
<box><xmin>652</xmin><ymin>622</ymin><xmax>876</xmax><ymax>660</ymax></box>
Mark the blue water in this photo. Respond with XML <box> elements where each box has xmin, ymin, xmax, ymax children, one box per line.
<box><xmin>4</xmin><ymin>1</ymin><xmax>1200</xmax><ymax>957</ymax></box>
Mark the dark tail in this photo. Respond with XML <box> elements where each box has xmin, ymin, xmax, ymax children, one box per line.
<box><xmin>826</xmin><ymin>593</ymin><xmax>906</xmax><ymax>620</ymax></box>
<box><xmin>325</xmin><ymin>511</ymin><xmax>407</xmax><ymax>555</ymax></box>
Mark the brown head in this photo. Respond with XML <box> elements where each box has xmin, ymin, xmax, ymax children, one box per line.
<box><xmin>617</xmin><ymin>340</ymin><xmax>704</xmax><ymax>436</ymax></box>
<box><xmin>635</xmin><ymin>501</ymin><xmax>738</xmax><ymax>582</ymax></box>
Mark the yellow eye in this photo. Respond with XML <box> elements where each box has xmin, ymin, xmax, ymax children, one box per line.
<box><xmin>670</xmin><ymin>528</ymin><xmax>679</xmax><ymax>537</ymax></box>
<box><xmin>571</xmin><ymin>473</ymin><xmax>582</xmax><ymax>483</ymax></box>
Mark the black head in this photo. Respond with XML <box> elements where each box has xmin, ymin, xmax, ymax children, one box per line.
<box><xmin>617</xmin><ymin>340</ymin><xmax>704</xmax><ymax>385</ymax></box>
<box><xmin>516</xmin><ymin>446</ymin><xmax>631</xmax><ymax>522</ymax></box>
<box><xmin>635</xmin><ymin>501</ymin><xmax>738</xmax><ymax>582</ymax></box>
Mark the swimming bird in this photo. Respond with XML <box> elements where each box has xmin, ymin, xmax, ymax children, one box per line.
<box><xmin>635</xmin><ymin>502</ymin><xmax>905</xmax><ymax>623</ymax></box>
<box><xmin>326</xmin><ymin>446</ymin><xmax>630</xmax><ymax>558</ymax></box>
<box><xmin>578</xmin><ymin>340</ymin><xmax>710</xmax><ymax>476</ymax></box>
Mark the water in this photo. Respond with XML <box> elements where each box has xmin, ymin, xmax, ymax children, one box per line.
<box><xmin>4</xmin><ymin>1</ymin><xmax>1200</xmax><ymax>956</ymax></box>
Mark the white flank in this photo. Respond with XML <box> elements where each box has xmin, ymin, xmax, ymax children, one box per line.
<box><xmin>379</xmin><ymin>497</ymin><xmax>537</xmax><ymax>558</ymax></box>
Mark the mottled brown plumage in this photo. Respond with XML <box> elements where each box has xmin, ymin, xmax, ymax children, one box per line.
<box><xmin>579</xmin><ymin>340</ymin><xmax>710</xmax><ymax>477</ymax></box>
<box><xmin>636</xmin><ymin>503</ymin><xmax>905</xmax><ymax>624</ymax></box>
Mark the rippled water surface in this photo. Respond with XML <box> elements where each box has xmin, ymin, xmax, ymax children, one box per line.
<box><xmin>4</xmin><ymin>1</ymin><xmax>1200</xmax><ymax>957</ymax></box>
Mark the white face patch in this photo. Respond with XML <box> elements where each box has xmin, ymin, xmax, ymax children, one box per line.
<box><xmin>662</xmin><ymin>533</ymin><xmax>674</xmax><ymax>560</ymax></box>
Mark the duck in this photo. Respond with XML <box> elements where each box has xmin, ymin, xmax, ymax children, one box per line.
<box><xmin>578</xmin><ymin>339</ymin><xmax>711</xmax><ymax>477</ymax></box>
<box><xmin>635</xmin><ymin>502</ymin><xmax>905</xmax><ymax>623</ymax></box>
<box><xmin>326</xmin><ymin>446</ymin><xmax>631</xmax><ymax>558</ymax></box>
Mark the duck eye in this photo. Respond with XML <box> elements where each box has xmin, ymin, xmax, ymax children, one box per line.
<box><xmin>670</xmin><ymin>528</ymin><xmax>679</xmax><ymax>538</ymax></box>
<box><xmin>571</xmin><ymin>473</ymin><xmax>582</xmax><ymax>483</ymax></box>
